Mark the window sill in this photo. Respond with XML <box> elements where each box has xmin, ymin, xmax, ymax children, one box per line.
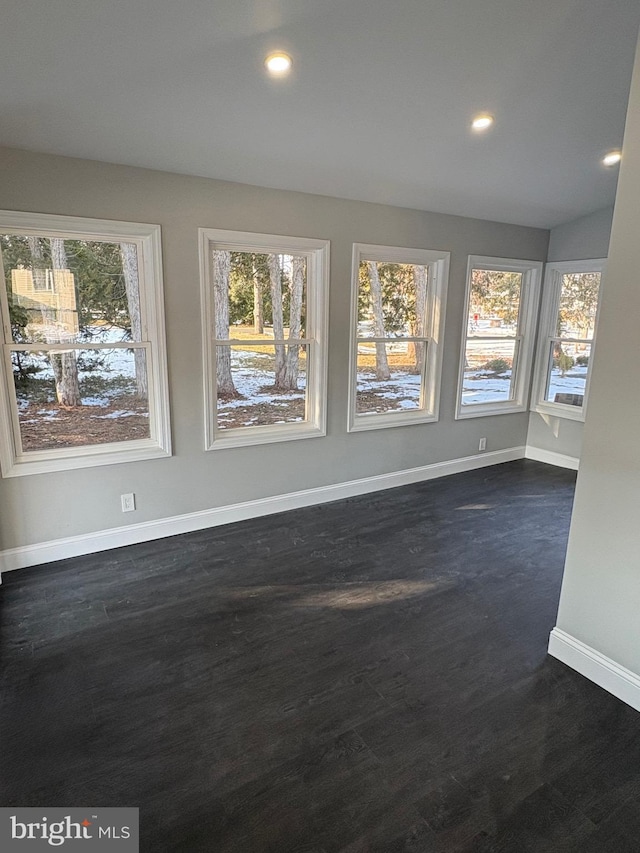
<box><xmin>3</xmin><ymin>441</ymin><xmax>171</xmax><ymax>478</ymax></box>
<box><xmin>455</xmin><ymin>401</ymin><xmax>527</xmax><ymax>420</ymax></box>
<box><xmin>348</xmin><ymin>411</ymin><xmax>437</xmax><ymax>432</ymax></box>
<box><xmin>531</xmin><ymin>402</ymin><xmax>586</xmax><ymax>423</ymax></box>
<box><xmin>208</xmin><ymin>422</ymin><xmax>326</xmax><ymax>450</ymax></box>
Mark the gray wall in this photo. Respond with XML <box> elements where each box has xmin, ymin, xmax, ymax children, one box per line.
<box><xmin>526</xmin><ymin>414</ymin><xmax>585</xmax><ymax>461</ymax></box>
<box><xmin>547</xmin><ymin>205</ymin><xmax>613</xmax><ymax>262</ymax></box>
<box><xmin>526</xmin><ymin>205</ymin><xmax>613</xmax><ymax>461</ymax></box>
<box><xmin>554</xmin><ymin>37</ymin><xmax>640</xmax><ymax>675</ymax></box>
<box><xmin>0</xmin><ymin>146</ymin><xmax>548</xmax><ymax>552</ymax></box>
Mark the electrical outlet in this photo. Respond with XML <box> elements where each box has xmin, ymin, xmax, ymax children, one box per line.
<box><xmin>479</xmin><ymin>437</ymin><xmax>487</xmax><ymax>452</ymax></box>
<box><xmin>121</xmin><ymin>493</ymin><xmax>136</xmax><ymax>513</ymax></box>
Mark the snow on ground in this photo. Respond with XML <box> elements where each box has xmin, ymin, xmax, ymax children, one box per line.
<box><xmin>461</xmin><ymin>371</ymin><xmax>512</xmax><ymax>405</ymax></box>
<box><xmin>218</xmin><ymin>351</ymin><xmax>307</xmax><ymax>411</ymax></box>
<box><xmin>222</xmin><ymin>359</ymin><xmax>588</xmax><ymax>417</ymax></box>
<box><xmin>91</xmin><ymin>410</ymin><xmax>142</xmax><ymax>419</ymax></box>
<box><xmin>16</xmin><ymin>324</ymin><xmax>140</xmax><ymax>411</ymax></box>
<box><xmin>18</xmin><ymin>329</ymin><xmax>589</xmax><ymax>422</ymax></box>
<box><xmin>544</xmin><ymin>366</ymin><xmax>588</xmax><ymax>402</ymax></box>
<box><xmin>356</xmin><ymin>370</ymin><xmax>421</xmax><ymax>411</ymax></box>
<box><xmin>27</xmin><ymin>349</ymin><xmax>136</xmax><ymax>382</ymax></box>
<box><xmin>461</xmin><ymin>365</ymin><xmax>588</xmax><ymax>405</ymax></box>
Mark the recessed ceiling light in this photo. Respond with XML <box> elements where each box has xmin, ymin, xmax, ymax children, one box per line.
<box><xmin>471</xmin><ymin>113</ymin><xmax>494</xmax><ymax>131</ymax></box>
<box><xmin>265</xmin><ymin>52</ymin><xmax>292</xmax><ymax>77</ymax></box>
<box><xmin>602</xmin><ymin>150</ymin><xmax>622</xmax><ymax>167</ymax></box>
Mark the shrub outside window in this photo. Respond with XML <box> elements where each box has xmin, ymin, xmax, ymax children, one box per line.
<box><xmin>348</xmin><ymin>243</ymin><xmax>450</xmax><ymax>432</ymax></box>
<box><xmin>456</xmin><ymin>256</ymin><xmax>542</xmax><ymax>419</ymax></box>
<box><xmin>532</xmin><ymin>259</ymin><xmax>605</xmax><ymax>421</ymax></box>
<box><xmin>199</xmin><ymin>229</ymin><xmax>329</xmax><ymax>449</ymax></box>
<box><xmin>0</xmin><ymin>211</ymin><xmax>171</xmax><ymax>477</ymax></box>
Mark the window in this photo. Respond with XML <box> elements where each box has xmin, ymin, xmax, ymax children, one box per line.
<box><xmin>0</xmin><ymin>211</ymin><xmax>171</xmax><ymax>477</ymax></box>
<box><xmin>456</xmin><ymin>256</ymin><xmax>542</xmax><ymax>419</ymax></box>
<box><xmin>532</xmin><ymin>259</ymin><xmax>605</xmax><ymax>421</ymax></box>
<box><xmin>348</xmin><ymin>243</ymin><xmax>450</xmax><ymax>431</ymax></box>
<box><xmin>199</xmin><ymin>229</ymin><xmax>329</xmax><ymax>449</ymax></box>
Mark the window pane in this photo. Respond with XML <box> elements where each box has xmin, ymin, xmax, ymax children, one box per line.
<box><xmin>216</xmin><ymin>344</ymin><xmax>308</xmax><ymax>430</ymax></box>
<box><xmin>557</xmin><ymin>272</ymin><xmax>601</xmax><ymax>339</ymax></box>
<box><xmin>355</xmin><ymin>340</ymin><xmax>423</xmax><ymax>415</ymax></box>
<box><xmin>544</xmin><ymin>341</ymin><xmax>591</xmax><ymax>406</ymax></box>
<box><xmin>12</xmin><ymin>347</ymin><xmax>150</xmax><ymax>451</ymax></box>
<box><xmin>460</xmin><ymin>339</ymin><xmax>517</xmax><ymax>406</ymax></box>
<box><xmin>357</xmin><ymin>261</ymin><xmax>428</xmax><ymax>339</ymax></box>
<box><xmin>213</xmin><ymin>250</ymin><xmax>307</xmax><ymax>340</ymax></box>
<box><xmin>467</xmin><ymin>269</ymin><xmax>522</xmax><ymax>337</ymax></box>
<box><xmin>2</xmin><ymin>235</ymin><xmax>142</xmax><ymax>345</ymax></box>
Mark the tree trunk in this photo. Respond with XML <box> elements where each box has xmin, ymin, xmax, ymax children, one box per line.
<box><xmin>120</xmin><ymin>242</ymin><xmax>148</xmax><ymax>399</ymax></box>
<box><xmin>282</xmin><ymin>255</ymin><xmax>304</xmax><ymax>390</ymax></box>
<box><xmin>268</xmin><ymin>254</ymin><xmax>287</xmax><ymax>388</ymax></box>
<box><xmin>368</xmin><ymin>261</ymin><xmax>390</xmax><ymax>381</ymax></box>
<box><xmin>409</xmin><ymin>264</ymin><xmax>428</xmax><ymax>374</ymax></box>
<box><xmin>28</xmin><ymin>236</ymin><xmax>60</xmax><ymax>385</ymax></box>
<box><xmin>27</xmin><ymin>236</ymin><xmax>44</xmax><ymax>271</ymax></box>
<box><xmin>213</xmin><ymin>250</ymin><xmax>238</xmax><ymax>397</ymax></box>
<box><xmin>49</xmin><ymin>238</ymin><xmax>81</xmax><ymax>407</ymax></box>
<box><xmin>253</xmin><ymin>258</ymin><xmax>264</xmax><ymax>334</ymax></box>
<box><xmin>27</xmin><ymin>235</ymin><xmax>48</xmax><ymax>306</ymax></box>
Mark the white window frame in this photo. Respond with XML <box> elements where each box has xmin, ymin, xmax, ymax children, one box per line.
<box><xmin>347</xmin><ymin>243</ymin><xmax>450</xmax><ymax>432</ymax></box>
<box><xmin>455</xmin><ymin>255</ymin><xmax>542</xmax><ymax>420</ymax></box>
<box><xmin>199</xmin><ymin>229</ymin><xmax>329</xmax><ymax>450</ymax></box>
<box><xmin>532</xmin><ymin>258</ymin><xmax>605</xmax><ymax>422</ymax></box>
<box><xmin>0</xmin><ymin>210</ymin><xmax>171</xmax><ymax>478</ymax></box>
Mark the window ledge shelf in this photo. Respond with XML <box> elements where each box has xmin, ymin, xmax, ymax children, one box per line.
<box><xmin>348</xmin><ymin>412</ymin><xmax>438</xmax><ymax>433</ymax></box>
<box><xmin>455</xmin><ymin>402</ymin><xmax>527</xmax><ymax>420</ymax></box>
<box><xmin>208</xmin><ymin>423</ymin><xmax>325</xmax><ymax>450</ymax></box>
<box><xmin>531</xmin><ymin>403</ymin><xmax>585</xmax><ymax>423</ymax></box>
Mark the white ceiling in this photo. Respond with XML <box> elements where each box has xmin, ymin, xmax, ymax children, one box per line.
<box><xmin>2</xmin><ymin>0</ymin><xmax>639</xmax><ymax>229</ymax></box>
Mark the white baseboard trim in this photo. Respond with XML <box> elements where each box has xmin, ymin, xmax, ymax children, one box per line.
<box><xmin>0</xmin><ymin>445</ymin><xmax>525</xmax><ymax>573</ymax></box>
<box><xmin>525</xmin><ymin>445</ymin><xmax>579</xmax><ymax>470</ymax></box>
<box><xmin>548</xmin><ymin>628</ymin><xmax>640</xmax><ymax>713</ymax></box>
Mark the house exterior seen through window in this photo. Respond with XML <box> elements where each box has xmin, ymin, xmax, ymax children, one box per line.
<box><xmin>0</xmin><ymin>211</ymin><xmax>171</xmax><ymax>477</ymax></box>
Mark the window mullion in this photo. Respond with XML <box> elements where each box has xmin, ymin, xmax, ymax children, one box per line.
<box><xmin>216</xmin><ymin>338</ymin><xmax>314</xmax><ymax>346</ymax></box>
<box><xmin>549</xmin><ymin>336</ymin><xmax>593</xmax><ymax>345</ymax></box>
<box><xmin>356</xmin><ymin>336</ymin><xmax>431</xmax><ymax>344</ymax></box>
<box><xmin>464</xmin><ymin>335</ymin><xmax>519</xmax><ymax>342</ymax></box>
<box><xmin>6</xmin><ymin>341</ymin><xmax>150</xmax><ymax>352</ymax></box>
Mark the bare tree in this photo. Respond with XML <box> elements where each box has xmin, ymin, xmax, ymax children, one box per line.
<box><xmin>27</xmin><ymin>236</ymin><xmax>44</xmax><ymax>275</ymax></box>
<box><xmin>409</xmin><ymin>264</ymin><xmax>428</xmax><ymax>374</ymax></box>
<box><xmin>213</xmin><ymin>249</ymin><xmax>238</xmax><ymax>397</ymax></box>
<box><xmin>27</xmin><ymin>235</ymin><xmax>50</xmax><ymax>327</ymax></box>
<box><xmin>282</xmin><ymin>255</ymin><xmax>304</xmax><ymax>390</ymax></box>
<box><xmin>368</xmin><ymin>261</ymin><xmax>390</xmax><ymax>380</ymax></box>
<box><xmin>268</xmin><ymin>253</ymin><xmax>287</xmax><ymax>388</ymax></box>
<box><xmin>252</xmin><ymin>258</ymin><xmax>264</xmax><ymax>334</ymax></box>
<box><xmin>120</xmin><ymin>242</ymin><xmax>148</xmax><ymax>399</ymax></box>
<box><xmin>49</xmin><ymin>238</ymin><xmax>81</xmax><ymax>407</ymax></box>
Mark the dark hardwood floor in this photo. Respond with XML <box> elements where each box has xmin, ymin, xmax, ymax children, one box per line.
<box><xmin>2</xmin><ymin>460</ymin><xmax>640</xmax><ymax>852</ymax></box>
